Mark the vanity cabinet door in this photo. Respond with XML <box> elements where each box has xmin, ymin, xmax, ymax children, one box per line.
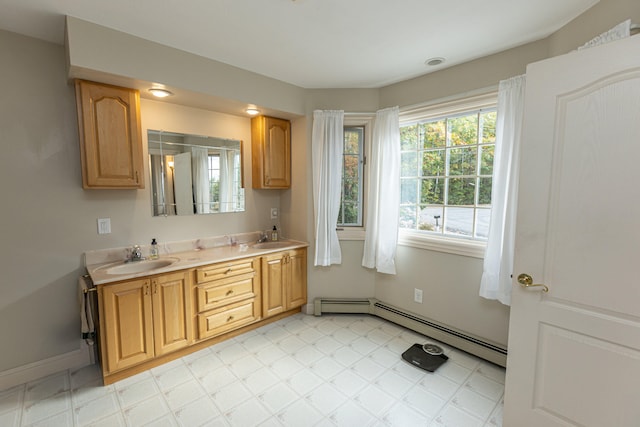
<box><xmin>286</xmin><ymin>248</ymin><xmax>307</xmax><ymax>310</ymax></box>
<box><xmin>100</xmin><ymin>278</ymin><xmax>154</xmax><ymax>373</ymax></box>
<box><xmin>261</xmin><ymin>248</ymin><xmax>308</xmax><ymax>318</ymax></box>
<box><xmin>261</xmin><ymin>253</ymin><xmax>286</xmax><ymax>317</ymax></box>
<box><xmin>251</xmin><ymin>116</ymin><xmax>291</xmax><ymax>189</ymax></box>
<box><xmin>75</xmin><ymin>79</ymin><xmax>144</xmax><ymax>189</ymax></box>
<box><xmin>151</xmin><ymin>271</ymin><xmax>193</xmax><ymax>356</ymax></box>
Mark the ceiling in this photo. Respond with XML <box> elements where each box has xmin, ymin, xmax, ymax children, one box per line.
<box><xmin>0</xmin><ymin>0</ymin><xmax>598</xmax><ymax>89</ymax></box>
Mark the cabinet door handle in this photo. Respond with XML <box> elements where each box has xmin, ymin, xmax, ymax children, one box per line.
<box><xmin>227</xmin><ymin>315</ymin><xmax>234</xmax><ymax>323</ymax></box>
<box><xmin>225</xmin><ymin>268</ymin><xmax>232</xmax><ymax>274</ymax></box>
<box><xmin>144</xmin><ymin>284</ymin><xmax>149</xmax><ymax>296</ymax></box>
<box><xmin>226</xmin><ymin>290</ymin><xmax>234</xmax><ymax>296</ymax></box>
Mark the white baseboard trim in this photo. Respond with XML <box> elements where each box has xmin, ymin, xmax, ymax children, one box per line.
<box><xmin>0</xmin><ymin>341</ymin><xmax>94</xmax><ymax>391</ymax></box>
<box><xmin>302</xmin><ymin>303</ymin><xmax>315</xmax><ymax>315</ymax></box>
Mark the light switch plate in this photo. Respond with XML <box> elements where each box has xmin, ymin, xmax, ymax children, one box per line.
<box><xmin>97</xmin><ymin>218</ymin><xmax>111</xmax><ymax>234</ymax></box>
<box><xmin>270</xmin><ymin>207</ymin><xmax>279</xmax><ymax>220</ymax></box>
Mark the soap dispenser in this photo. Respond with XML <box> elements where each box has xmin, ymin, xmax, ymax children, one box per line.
<box><xmin>149</xmin><ymin>238</ymin><xmax>159</xmax><ymax>259</ymax></box>
<box><xmin>271</xmin><ymin>226</ymin><xmax>278</xmax><ymax>241</ymax></box>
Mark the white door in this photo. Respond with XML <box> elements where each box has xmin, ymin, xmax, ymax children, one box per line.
<box><xmin>504</xmin><ymin>35</ymin><xmax>640</xmax><ymax>426</ymax></box>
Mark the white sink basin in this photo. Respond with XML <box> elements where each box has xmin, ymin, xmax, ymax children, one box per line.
<box><xmin>100</xmin><ymin>258</ymin><xmax>179</xmax><ymax>275</ymax></box>
<box><xmin>251</xmin><ymin>241</ymin><xmax>292</xmax><ymax>250</ymax></box>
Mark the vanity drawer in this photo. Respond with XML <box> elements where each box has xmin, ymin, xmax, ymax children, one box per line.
<box><xmin>196</xmin><ymin>273</ymin><xmax>256</xmax><ymax>312</ymax></box>
<box><xmin>196</xmin><ymin>259</ymin><xmax>255</xmax><ymax>283</ymax></box>
<box><xmin>197</xmin><ymin>299</ymin><xmax>259</xmax><ymax>339</ymax></box>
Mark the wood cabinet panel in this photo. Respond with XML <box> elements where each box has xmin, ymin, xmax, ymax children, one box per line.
<box><xmin>287</xmin><ymin>249</ymin><xmax>308</xmax><ymax>309</ymax></box>
<box><xmin>151</xmin><ymin>271</ymin><xmax>193</xmax><ymax>356</ymax></box>
<box><xmin>196</xmin><ymin>272</ymin><xmax>256</xmax><ymax>312</ymax></box>
<box><xmin>261</xmin><ymin>248</ymin><xmax>307</xmax><ymax>318</ymax></box>
<box><xmin>197</xmin><ymin>299</ymin><xmax>260</xmax><ymax>340</ymax></box>
<box><xmin>75</xmin><ymin>79</ymin><xmax>144</xmax><ymax>189</ymax></box>
<box><xmin>100</xmin><ymin>278</ymin><xmax>154</xmax><ymax>373</ymax></box>
<box><xmin>261</xmin><ymin>254</ymin><xmax>286</xmax><ymax>317</ymax></box>
<box><xmin>251</xmin><ymin>116</ymin><xmax>291</xmax><ymax>189</ymax></box>
<box><xmin>196</xmin><ymin>259</ymin><xmax>255</xmax><ymax>283</ymax></box>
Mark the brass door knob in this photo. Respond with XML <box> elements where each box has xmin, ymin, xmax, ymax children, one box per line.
<box><xmin>517</xmin><ymin>273</ymin><xmax>549</xmax><ymax>292</ymax></box>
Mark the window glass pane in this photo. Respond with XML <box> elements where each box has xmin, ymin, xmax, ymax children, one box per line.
<box><xmin>422</xmin><ymin>150</ymin><xmax>445</xmax><ymax>177</ymax></box>
<box><xmin>447</xmin><ymin>177</ymin><xmax>475</xmax><ymax>205</ymax></box>
<box><xmin>401</xmin><ymin>151</ymin><xmax>418</xmax><ymax>177</ymax></box>
<box><xmin>421</xmin><ymin>178</ymin><xmax>444</xmax><ymax>204</ymax></box>
<box><xmin>401</xmin><ymin>124</ymin><xmax>418</xmax><ymax>151</ymax></box>
<box><xmin>480</xmin><ymin>145</ymin><xmax>494</xmax><ymax>175</ymax></box>
<box><xmin>448</xmin><ymin>114</ymin><xmax>478</xmax><ymax>146</ymax></box>
<box><xmin>449</xmin><ymin>147</ymin><xmax>477</xmax><ymax>176</ymax></box>
<box><xmin>399</xmin><ymin>205</ymin><xmax>418</xmax><ymax>229</ymax></box>
<box><xmin>418</xmin><ymin>206</ymin><xmax>444</xmax><ymax>232</ymax></box>
<box><xmin>340</xmin><ymin>201</ymin><xmax>359</xmax><ymax>225</ymax></box>
<box><xmin>475</xmin><ymin>208</ymin><xmax>491</xmax><ymax>239</ymax></box>
<box><xmin>421</xmin><ymin>121</ymin><xmax>446</xmax><ymax>148</ymax></box>
<box><xmin>344</xmin><ymin>128</ymin><xmax>362</xmax><ymax>154</ymax></box>
<box><xmin>401</xmin><ymin>178</ymin><xmax>418</xmax><ymax>204</ymax></box>
<box><xmin>444</xmin><ymin>207</ymin><xmax>474</xmax><ymax>237</ymax></box>
<box><xmin>481</xmin><ymin>111</ymin><xmax>497</xmax><ymax>144</ymax></box>
<box><xmin>478</xmin><ymin>177</ymin><xmax>492</xmax><ymax>205</ymax></box>
<box><xmin>339</xmin><ymin>126</ymin><xmax>364</xmax><ymax>227</ymax></box>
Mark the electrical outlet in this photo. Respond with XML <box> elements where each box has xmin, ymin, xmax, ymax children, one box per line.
<box><xmin>414</xmin><ymin>288</ymin><xmax>423</xmax><ymax>304</ymax></box>
<box><xmin>97</xmin><ymin>218</ymin><xmax>111</xmax><ymax>234</ymax></box>
<box><xmin>270</xmin><ymin>207</ymin><xmax>279</xmax><ymax>220</ymax></box>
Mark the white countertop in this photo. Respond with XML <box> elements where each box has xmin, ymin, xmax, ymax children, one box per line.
<box><xmin>86</xmin><ymin>237</ymin><xmax>308</xmax><ymax>285</ymax></box>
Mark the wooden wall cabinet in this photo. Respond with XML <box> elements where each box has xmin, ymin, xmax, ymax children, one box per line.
<box><xmin>75</xmin><ymin>79</ymin><xmax>144</xmax><ymax>189</ymax></box>
<box><xmin>251</xmin><ymin>116</ymin><xmax>291</xmax><ymax>189</ymax></box>
<box><xmin>99</xmin><ymin>270</ymin><xmax>192</xmax><ymax>375</ymax></box>
<box><xmin>261</xmin><ymin>248</ymin><xmax>307</xmax><ymax>318</ymax></box>
<box><xmin>194</xmin><ymin>258</ymin><xmax>261</xmax><ymax>340</ymax></box>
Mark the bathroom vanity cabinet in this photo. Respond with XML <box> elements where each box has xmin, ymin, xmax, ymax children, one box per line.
<box><xmin>75</xmin><ymin>79</ymin><xmax>144</xmax><ymax>189</ymax></box>
<box><xmin>93</xmin><ymin>246</ymin><xmax>307</xmax><ymax>385</ymax></box>
<box><xmin>251</xmin><ymin>115</ymin><xmax>291</xmax><ymax>189</ymax></box>
<box><xmin>194</xmin><ymin>257</ymin><xmax>261</xmax><ymax>340</ymax></box>
<box><xmin>99</xmin><ymin>270</ymin><xmax>192</xmax><ymax>374</ymax></box>
<box><xmin>261</xmin><ymin>248</ymin><xmax>308</xmax><ymax>317</ymax></box>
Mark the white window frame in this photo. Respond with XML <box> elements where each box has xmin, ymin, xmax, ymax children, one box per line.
<box><xmin>338</xmin><ymin>114</ymin><xmax>374</xmax><ymax>241</ymax></box>
<box><xmin>398</xmin><ymin>92</ymin><xmax>498</xmax><ymax>258</ymax></box>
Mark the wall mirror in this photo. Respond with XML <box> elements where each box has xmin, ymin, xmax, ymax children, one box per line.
<box><xmin>148</xmin><ymin>130</ymin><xmax>245</xmax><ymax>216</ymax></box>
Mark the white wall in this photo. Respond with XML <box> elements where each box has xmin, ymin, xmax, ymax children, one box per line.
<box><xmin>0</xmin><ymin>30</ymin><xmax>279</xmax><ymax>373</ymax></box>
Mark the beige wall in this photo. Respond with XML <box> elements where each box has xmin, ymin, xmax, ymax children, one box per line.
<box><xmin>2</xmin><ymin>0</ymin><xmax>639</xmax><ymax>373</ymax></box>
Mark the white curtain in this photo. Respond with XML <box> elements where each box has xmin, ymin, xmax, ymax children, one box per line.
<box><xmin>578</xmin><ymin>19</ymin><xmax>630</xmax><ymax>50</ymax></box>
<box><xmin>191</xmin><ymin>146</ymin><xmax>210</xmax><ymax>214</ymax></box>
<box><xmin>362</xmin><ymin>106</ymin><xmax>400</xmax><ymax>274</ymax></box>
<box><xmin>479</xmin><ymin>75</ymin><xmax>526</xmax><ymax>305</ymax></box>
<box><xmin>219</xmin><ymin>150</ymin><xmax>236</xmax><ymax>212</ymax></box>
<box><xmin>312</xmin><ymin>110</ymin><xmax>344</xmax><ymax>266</ymax></box>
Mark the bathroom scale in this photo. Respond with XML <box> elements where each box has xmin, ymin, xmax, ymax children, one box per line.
<box><xmin>401</xmin><ymin>343</ymin><xmax>448</xmax><ymax>372</ymax></box>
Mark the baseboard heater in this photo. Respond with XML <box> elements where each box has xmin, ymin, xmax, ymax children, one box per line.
<box><xmin>313</xmin><ymin>297</ymin><xmax>507</xmax><ymax>367</ymax></box>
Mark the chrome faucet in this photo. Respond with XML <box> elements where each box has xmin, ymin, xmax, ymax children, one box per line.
<box><xmin>128</xmin><ymin>245</ymin><xmax>145</xmax><ymax>262</ymax></box>
<box><xmin>257</xmin><ymin>233</ymin><xmax>269</xmax><ymax>243</ymax></box>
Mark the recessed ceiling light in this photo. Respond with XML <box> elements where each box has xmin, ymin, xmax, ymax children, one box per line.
<box><xmin>149</xmin><ymin>88</ymin><xmax>173</xmax><ymax>98</ymax></box>
<box><xmin>425</xmin><ymin>57</ymin><xmax>446</xmax><ymax>67</ymax></box>
<box><xmin>245</xmin><ymin>108</ymin><xmax>260</xmax><ymax>116</ymax></box>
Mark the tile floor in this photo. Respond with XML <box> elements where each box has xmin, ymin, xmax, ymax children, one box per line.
<box><xmin>0</xmin><ymin>313</ymin><xmax>505</xmax><ymax>427</ymax></box>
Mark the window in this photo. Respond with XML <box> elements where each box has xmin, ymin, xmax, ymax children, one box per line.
<box><xmin>338</xmin><ymin>126</ymin><xmax>365</xmax><ymax>227</ymax></box>
<box><xmin>399</xmin><ymin>106</ymin><xmax>497</xmax><ymax>242</ymax></box>
<box><xmin>207</xmin><ymin>151</ymin><xmax>243</xmax><ymax>213</ymax></box>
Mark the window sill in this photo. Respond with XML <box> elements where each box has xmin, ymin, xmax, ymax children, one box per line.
<box><xmin>398</xmin><ymin>230</ymin><xmax>486</xmax><ymax>259</ymax></box>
